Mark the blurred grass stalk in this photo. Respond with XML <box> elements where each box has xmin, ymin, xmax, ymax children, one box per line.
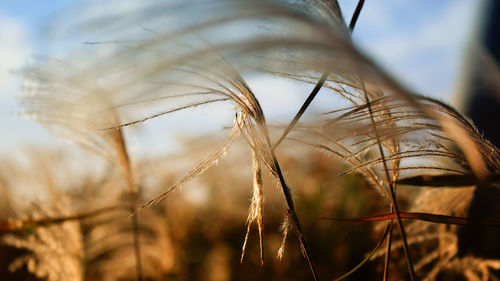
<box><xmin>456</xmin><ymin>0</ymin><xmax>500</xmax><ymax>259</ymax></box>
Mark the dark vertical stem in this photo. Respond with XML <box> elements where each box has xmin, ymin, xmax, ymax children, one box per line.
<box><xmin>382</xmin><ymin>220</ymin><xmax>393</xmax><ymax>281</ymax></box>
<box><xmin>334</xmin><ymin>222</ymin><xmax>391</xmax><ymax>281</ymax></box>
<box><xmin>261</xmin><ymin>117</ymin><xmax>319</xmax><ymax>280</ymax></box>
<box><xmin>272</xmin><ymin>73</ymin><xmax>328</xmax><ymax>150</ymax></box>
<box><xmin>361</xmin><ymin>91</ymin><xmax>416</xmax><ymax>281</ymax></box>
<box><xmin>272</xmin><ymin>0</ymin><xmax>365</xmax><ymax>150</ymax></box>
<box><xmin>251</xmin><ymin>95</ymin><xmax>319</xmax><ymax>278</ymax></box>
<box><xmin>383</xmin><ymin>201</ymin><xmax>395</xmax><ymax>281</ymax></box>
<box><xmin>272</xmin><ymin>156</ymin><xmax>319</xmax><ymax>281</ymax></box>
<box><xmin>348</xmin><ymin>0</ymin><xmax>365</xmax><ymax>31</ymax></box>
<box><xmin>267</xmin><ymin>1</ymin><xmax>367</xmax><ymax>279</ymax></box>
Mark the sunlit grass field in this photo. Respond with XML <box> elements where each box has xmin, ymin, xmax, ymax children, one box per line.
<box><xmin>1</xmin><ymin>1</ymin><xmax>499</xmax><ymax>280</ymax></box>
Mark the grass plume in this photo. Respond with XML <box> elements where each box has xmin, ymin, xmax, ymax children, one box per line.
<box><xmin>6</xmin><ymin>0</ymin><xmax>500</xmax><ymax>280</ymax></box>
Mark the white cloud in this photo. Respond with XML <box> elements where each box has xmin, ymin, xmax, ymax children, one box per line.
<box><xmin>0</xmin><ymin>14</ymin><xmax>31</xmax><ymax>100</ymax></box>
<box><xmin>0</xmin><ymin>15</ymin><xmax>44</xmax><ymax>154</ymax></box>
<box><xmin>352</xmin><ymin>1</ymin><xmax>479</xmax><ymax>100</ymax></box>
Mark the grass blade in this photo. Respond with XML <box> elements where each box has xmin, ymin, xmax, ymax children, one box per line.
<box><xmin>271</xmin><ymin>0</ymin><xmax>365</xmax><ymax>150</ymax></box>
<box><xmin>0</xmin><ymin>205</ymin><xmax>127</xmax><ymax>232</ymax></box>
<box><xmin>320</xmin><ymin>211</ymin><xmax>500</xmax><ymax>226</ymax></box>
<box><xmin>334</xmin><ymin>221</ymin><xmax>390</xmax><ymax>281</ymax></box>
<box><xmin>361</xmin><ymin>87</ymin><xmax>417</xmax><ymax>280</ymax></box>
<box><xmin>396</xmin><ymin>173</ymin><xmax>500</xmax><ymax>187</ymax></box>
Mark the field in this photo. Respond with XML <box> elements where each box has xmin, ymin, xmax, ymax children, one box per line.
<box><xmin>1</xmin><ymin>1</ymin><xmax>499</xmax><ymax>280</ymax></box>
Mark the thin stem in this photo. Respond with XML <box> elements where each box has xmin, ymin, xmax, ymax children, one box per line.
<box><xmin>112</xmin><ymin>126</ymin><xmax>144</xmax><ymax>281</ymax></box>
<box><xmin>267</xmin><ymin>3</ymin><xmax>367</xmax><ymax>278</ymax></box>
<box><xmin>272</xmin><ymin>73</ymin><xmax>328</xmax><ymax>150</ymax></box>
<box><xmin>272</xmin><ymin>0</ymin><xmax>365</xmax><ymax>150</ymax></box>
<box><xmin>269</xmin><ymin>141</ymin><xmax>319</xmax><ymax>280</ymax></box>
<box><xmin>361</xmin><ymin>90</ymin><xmax>416</xmax><ymax>280</ymax></box>
<box><xmin>383</xmin><ymin>216</ymin><xmax>393</xmax><ymax>281</ymax></box>
<box><xmin>349</xmin><ymin>0</ymin><xmax>365</xmax><ymax>31</ymax></box>
<box><xmin>334</xmin><ymin>222</ymin><xmax>390</xmax><ymax>281</ymax></box>
<box><xmin>0</xmin><ymin>205</ymin><xmax>127</xmax><ymax>232</ymax></box>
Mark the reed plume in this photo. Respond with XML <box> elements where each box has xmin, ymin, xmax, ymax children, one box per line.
<box><xmin>3</xmin><ymin>197</ymin><xmax>84</xmax><ymax>281</ymax></box>
<box><xmin>12</xmin><ymin>0</ymin><xmax>500</xmax><ymax>280</ymax></box>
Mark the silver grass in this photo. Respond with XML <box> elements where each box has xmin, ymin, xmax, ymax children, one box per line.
<box><xmin>277</xmin><ymin>209</ymin><xmax>292</xmax><ymax>261</ymax></box>
<box><xmin>241</xmin><ymin>149</ymin><xmax>264</xmax><ymax>264</ymax></box>
<box><xmin>85</xmin><ymin>207</ymin><xmax>175</xmax><ymax>280</ymax></box>
<box><xmin>24</xmin><ymin>0</ymin><xmax>491</xmax><ymax>182</ymax></box>
<box><xmin>19</xmin><ymin>0</ymin><xmax>500</xmax><ymax>279</ymax></box>
<box><xmin>3</xmin><ymin>197</ymin><xmax>84</xmax><ymax>281</ymax></box>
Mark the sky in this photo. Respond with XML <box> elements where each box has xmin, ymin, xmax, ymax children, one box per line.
<box><xmin>340</xmin><ymin>0</ymin><xmax>479</xmax><ymax>98</ymax></box>
<box><xmin>0</xmin><ymin>0</ymin><xmax>482</xmax><ymax>157</ymax></box>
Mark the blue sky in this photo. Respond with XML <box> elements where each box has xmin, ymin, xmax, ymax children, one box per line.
<box><xmin>0</xmin><ymin>0</ymin><xmax>481</xmax><ymax>156</ymax></box>
<box><xmin>0</xmin><ymin>0</ymin><xmax>74</xmax><ymax>46</ymax></box>
<box><xmin>340</xmin><ymin>0</ymin><xmax>479</xmax><ymax>98</ymax></box>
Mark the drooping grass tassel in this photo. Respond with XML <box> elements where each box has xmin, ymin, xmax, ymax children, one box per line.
<box><xmin>277</xmin><ymin>210</ymin><xmax>292</xmax><ymax>261</ymax></box>
<box><xmin>241</xmin><ymin>149</ymin><xmax>265</xmax><ymax>264</ymax></box>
